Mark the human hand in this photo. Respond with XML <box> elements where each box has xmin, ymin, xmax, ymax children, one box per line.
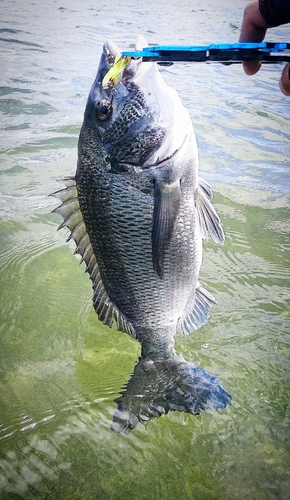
<box><xmin>239</xmin><ymin>0</ymin><xmax>290</xmax><ymax>95</ymax></box>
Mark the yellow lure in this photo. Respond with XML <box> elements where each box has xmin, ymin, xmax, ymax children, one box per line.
<box><xmin>102</xmin><ymin>54</ymin><xmax>131</xmax><ymax>90</ymax></box>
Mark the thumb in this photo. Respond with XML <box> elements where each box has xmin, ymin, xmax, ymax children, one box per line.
<box><xmin>279</xmin><ymin>62</ymin><xmax>290</xmax><ymax>96</ymax></box>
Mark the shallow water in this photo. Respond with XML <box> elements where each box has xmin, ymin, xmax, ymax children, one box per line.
<box><xmin>1</xmin><ymin>0</ymin><xmax>290</xmax><ymax>498</ymax></box>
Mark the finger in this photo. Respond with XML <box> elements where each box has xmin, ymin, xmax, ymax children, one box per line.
<box><xmin>279</xmin><ymin>62</ymin><xmax>290</xmax><ymax>96</ymax></box>
<box><xmin>239</xmin><ymin>1</ymin><xmax>268</xmax><ymax>75</ymax></box>
<box><xmin>242</xmin><ymin>61</ymin><xmax>262</xmax><ymax>75</ymax></box>
<box><xmin>239</xmin><ymin>1</ymin><xmax>268</xmax><ymax>43</ymax></box>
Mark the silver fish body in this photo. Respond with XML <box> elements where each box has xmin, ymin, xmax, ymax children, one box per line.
<box><xmin>53</xmin><ymin>36</ymin><xmax>230</xmax><ymax>431</ymax></box>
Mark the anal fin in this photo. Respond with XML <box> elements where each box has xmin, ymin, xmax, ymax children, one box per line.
<box><xmin>177</xmin><ymin>283</ymin><xmax>217</xmax><ymax>335</ymax></box>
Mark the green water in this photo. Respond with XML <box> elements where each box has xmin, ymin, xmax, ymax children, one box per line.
<box><xmin>1</xmin><ymin>189</ymin><xmax>289</xmax><ymax>499</ymax></box>
<box><xmin>1</xmin><ymin>0</ymin><xmax>290</xmax><ymax>498</ymax></box>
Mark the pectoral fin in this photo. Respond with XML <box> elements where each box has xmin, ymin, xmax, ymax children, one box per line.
<box><xmin>195</xmin><ymin>185</ymin><xmax>225</xmax><ymax>244</ymax></box>
<box><xmin>152</xmin><ymin>179</ymin><xmax>181</xmax><ymax>278</ymax></box>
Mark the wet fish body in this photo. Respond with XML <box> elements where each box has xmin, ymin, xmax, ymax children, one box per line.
<box><xmin>53</xmin><ymin>36</ymin><xmax>231</xmax><ymax>431</ymax></box>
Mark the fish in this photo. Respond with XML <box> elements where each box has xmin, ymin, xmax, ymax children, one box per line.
<box><xmin>52</xmin><ymin>35</ymin><xmax>231</xmax><ymax>433</ymax></box>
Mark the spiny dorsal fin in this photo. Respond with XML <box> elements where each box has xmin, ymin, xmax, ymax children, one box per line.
<box><xmin>195</xmin><ymin>185</ymin><xmax>225</xmax><ymax>244</ymax></box>
<box><xmin>177</xmin><ymin>283</ymin><xmax>216</xmax><ymax>335</ymax></box>
<box><xmin>51</xmin><ymin>177</ymin><xmax>136</xmax><ymax>338</ymax></box>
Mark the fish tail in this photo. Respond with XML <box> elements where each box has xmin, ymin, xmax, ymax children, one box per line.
<box><xmin>111</xmin><ymin>356</ymin><xmax>231</xmax><ymax>434</ymax></box>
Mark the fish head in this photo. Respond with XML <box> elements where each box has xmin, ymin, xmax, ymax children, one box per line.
<box><xmin>82</xmin><ymin>35</ymin><xmax>193</xmax><ymax>170</ymax></box>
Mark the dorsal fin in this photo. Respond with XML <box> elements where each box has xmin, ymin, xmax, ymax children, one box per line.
<box><xmin>51</xmin><ymin>178</ymin><xmax>136</xmax><ymax>338</ymax></box>
<box><xmin>195</xmin><ymin>185</ymin><xmax>225</xmax><ymax>244</ymax></box>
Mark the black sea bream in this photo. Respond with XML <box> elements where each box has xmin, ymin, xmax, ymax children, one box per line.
<box><xmin>53</xmin><ymin>36</ymin><xmax>231</xmax><ymax>432</ymax></box>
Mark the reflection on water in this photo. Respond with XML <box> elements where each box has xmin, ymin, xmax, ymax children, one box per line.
<box><xmin>1</xmin><ymin>0</ymin><xmax>290</xmax><ymax>498</ymax></box>
<box><xmin>111</xmin><ymin>356</ymin><xmax>232</xmax><ymax>434</ymax></box>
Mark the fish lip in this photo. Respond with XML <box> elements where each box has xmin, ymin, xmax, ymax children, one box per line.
<box><xmin>105</xmin><ymin>39</ymin><xmax>120</xmax><ymax>58</ymax></box>
<box><xmin>103</xmin><ymin>37</ymin><xmax>145</xmax><ymax>88</ymax></box>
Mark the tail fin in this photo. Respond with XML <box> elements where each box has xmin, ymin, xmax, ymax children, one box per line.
<box><xmin>111</xmin><ymin>356</ymin><xmax>231</xmax><ymax>434</ymax></box>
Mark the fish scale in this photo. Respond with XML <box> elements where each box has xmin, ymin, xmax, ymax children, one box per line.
<box><xmin>77</xmin><ymin>173</ymin><xmax>165</xmax><ymax>329</ymax></box>
<box><xmin>75</xmin><ymin>137</ymin><xmax>211</xmax><ymax>355</ymax></box>
<box><xmin>101</xmin><ymin>84</ymin><xmax>150</xmax><ymax>144</ymax></box>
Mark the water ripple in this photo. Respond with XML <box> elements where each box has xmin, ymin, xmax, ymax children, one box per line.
<box><xmin>0</xmin><ymin>0</ymin><xmax>290</xmax><ymax>498</ymax></box>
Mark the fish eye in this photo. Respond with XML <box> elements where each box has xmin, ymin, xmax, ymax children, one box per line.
<box><xmin>96</xmin><ymin>99</ymin><xmax>112</xmax><ymax>121</ymax></box>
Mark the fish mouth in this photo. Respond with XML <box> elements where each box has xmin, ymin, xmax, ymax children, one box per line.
<box><xmin>103</xmin><ymin>36</ymin><xmax>146</xmax><ymax>87</ymax></box>
<box><xmin>105</xmin><ymin>39</ymin><xmax>121</xmax><ymax>59</ymax></box>
<box><xmin>106</xmin><ymin>35</ymin><xmax>148</xmax><ymax>59</ymax></box>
